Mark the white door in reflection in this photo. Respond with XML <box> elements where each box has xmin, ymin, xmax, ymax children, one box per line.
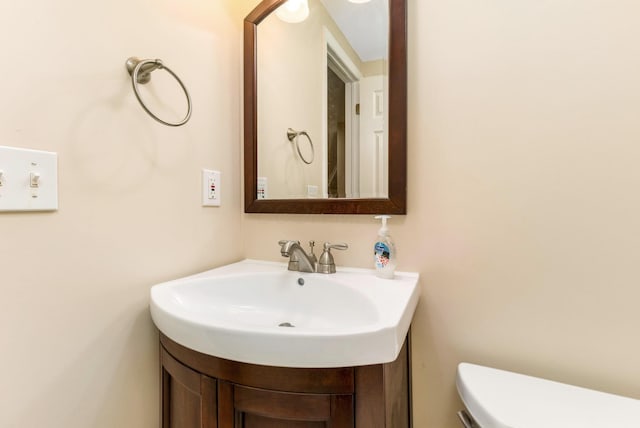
<box><xmin>360</xmin><ymin>75</ymin><xmax>387</xmax><ymax>198</ymax></box>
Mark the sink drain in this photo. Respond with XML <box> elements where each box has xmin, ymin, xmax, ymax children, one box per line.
<box><xmin>278</xmin><ymin>322</ymin><xmax>295</xmax><ymax>328</ymax></box>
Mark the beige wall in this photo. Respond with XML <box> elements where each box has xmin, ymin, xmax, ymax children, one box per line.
<box><xmin>4</xmin><ymin>1</ymin><xmax>640</xmax><ymax>428</ymax></box>
<box><xmin>0</xmin><ymin>0</ymin><xmax>243</xmax><ymax>427</ymax></box>
<box><xmin>241</xmin><ymin>0</ymin><xmax>640</xmax><ymax>427</ymax></box>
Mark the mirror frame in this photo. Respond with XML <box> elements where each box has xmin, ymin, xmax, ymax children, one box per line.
<box><xmin>244</xmin><ymin>0</ymin><xmax>407</xmax><ymax>214</ymax></box>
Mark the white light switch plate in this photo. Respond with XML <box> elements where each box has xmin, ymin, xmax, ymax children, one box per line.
<box><xmin>202</xmin><ymin>169</ymin><xmax>221</xmax><ymax>207</ymax></box>
<box><xmin>0</xmin><ymin>146</ymin><xmax>58</xmax><ymax>212</ymax></box>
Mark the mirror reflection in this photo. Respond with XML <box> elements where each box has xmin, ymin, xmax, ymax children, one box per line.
<box><xmin>257</xmin><ymin>0</ymin><xmax>389</xmax><ymax>200</ymax></box>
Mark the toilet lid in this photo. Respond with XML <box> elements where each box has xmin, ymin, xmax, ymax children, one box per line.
<box><xmin>456</xmin><ymin>363</ymin><xmax>640</xmax><ymax>428</ymax></box>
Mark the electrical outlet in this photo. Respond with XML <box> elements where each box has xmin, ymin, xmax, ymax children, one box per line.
<box><xmin>257</xmin><ymin>177</ymin><xmax>268</xmax><ymax>199</ymax></box>
<box><xmin>202</xmin><ymin>169</ymin><xmax>221</xmax><ymax>207</ymax></box>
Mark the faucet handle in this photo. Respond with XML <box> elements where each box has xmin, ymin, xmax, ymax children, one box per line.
<box><xmin>323</xmin><ymin>242</ymin><xmax>348</xmax><ymax>251</ymax></box>
<box><xmin>317</xmin><ymin>242</ymin><xmax>348</xmax><ymax>274</ymax></box>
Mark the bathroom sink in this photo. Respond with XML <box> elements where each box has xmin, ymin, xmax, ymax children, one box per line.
<box><xmin>150</xmin><ymin>259</ymin><xmax>420</xmax><ymax>368</ymax></box>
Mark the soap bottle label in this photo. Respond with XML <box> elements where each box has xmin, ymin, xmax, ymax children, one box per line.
<box><xmin>374</xmin><ymin>242</ymin><xmax>391</xmax><ymax>269</ymax></box>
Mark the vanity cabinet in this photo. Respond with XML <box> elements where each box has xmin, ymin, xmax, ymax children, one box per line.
<box><xmin>159</xmin><ymin>333</ymin><xmax>411</xmax><ymax>428</ymax></box>
<box><xmin>161</xmin><ymin>349</ymin><xmax>217</xmax><ymax>428</ymax></box>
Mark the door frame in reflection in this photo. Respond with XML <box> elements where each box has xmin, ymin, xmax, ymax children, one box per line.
<box><xmin>322</xmin><ymin>27</ymin><xmax>362</xmax><ymax>199</ymax></box>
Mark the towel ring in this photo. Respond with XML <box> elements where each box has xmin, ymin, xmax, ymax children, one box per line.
<box><xmin>125</xmin><ymin>57</ymin><xmax>192</xmax><ymax>127</ymax></box>
<box><xmin>286</xmin><ymin>128</ymin><xmax>314</xmax><ymax>164</ymax></box>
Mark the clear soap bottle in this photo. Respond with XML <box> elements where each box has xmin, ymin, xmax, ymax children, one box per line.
<box><xmin>373</xmin><ymin>215</ymin><xmax>396</xmax><ymax>279</ymax></box>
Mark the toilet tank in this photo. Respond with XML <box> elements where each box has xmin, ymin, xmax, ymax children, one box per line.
<box><xmin>455</xmin><ymin>363</ymin><xmax>640</xmax><ymax>428</ymax></box>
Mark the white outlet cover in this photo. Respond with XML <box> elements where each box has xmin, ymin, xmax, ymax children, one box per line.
<box><xmin>202</xmin><ymin>169</ymin><xmax>221</xmax><ymax>207</ymax></box>
<box><xmin>257</xmin><ymin>177</ymin><xmax>268</xmax><ymax>199</ymax></box>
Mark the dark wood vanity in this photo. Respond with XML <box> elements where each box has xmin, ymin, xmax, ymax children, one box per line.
<box><xmin>160</xmin><ymin>333</ymin><xmax>412</xmax><ymax>427</ymax></box>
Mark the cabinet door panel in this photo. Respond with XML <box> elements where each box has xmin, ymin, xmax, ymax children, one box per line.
<box><xmin>218</xmin><ymin>382</ymin><xmax>353</xmax><ymax>428</ymax></box>
<box><xmin>242</xmin><ymin>414</ymin><xmax>325</xmax><ymax>428</ymax></box>
<box><xmin>235</xmin><ymin>385</ymin><xmax>331</xmax><ymax>420</ymax></box>
<box><xmin>167</xmin><ymin>376</ymin><xmax>201</xmax><ymax>428</ymax></box>
<box><xmin>162</xmin><ymin>348</ymin><xmax>217</xmax><ymax>428</ymax></box>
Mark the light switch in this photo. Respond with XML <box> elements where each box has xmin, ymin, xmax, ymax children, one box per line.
<box><xmin>0</xmin><ymin>146</ymin><xmax>58</xmax><ymax>212</ymax></box>
<box><xmin>30</xmin><ymin>172</ymin><xmax>41</xmax><ymax>188</ymax></box>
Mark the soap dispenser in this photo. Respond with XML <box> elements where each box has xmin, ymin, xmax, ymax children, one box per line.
<box><xmin>373</xmin><ymin>215</ymin><xmax>396</xmax><ymax>279</ymax></box>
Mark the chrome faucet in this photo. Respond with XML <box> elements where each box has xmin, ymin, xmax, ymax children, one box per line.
<box><xmin>279</xmin><ymin>240</ymin><xmax>316</xmax><ymax>273</ymax></box>
<box><xmin>278</xmin><ymin>240</ymin><xmax>348</xmax><ymax>274</ymax></box>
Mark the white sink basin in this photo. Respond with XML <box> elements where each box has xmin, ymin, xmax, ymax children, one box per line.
<box><xmin>150</xmin><ymin>259</ymin><xmax>420</xmax><ymax>368</ymax></box>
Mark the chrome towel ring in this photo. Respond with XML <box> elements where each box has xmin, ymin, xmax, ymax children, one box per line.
<box><xmin>286</xmin><ymin>128</ymin><xmax>314</xmax><ymax>164</ymax></box>
<box><xmin>125</xmin><ymin>56</ymin><xmax>192</xmax><ymax>127</ymax></box>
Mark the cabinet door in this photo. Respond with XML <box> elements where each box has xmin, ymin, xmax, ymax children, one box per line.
<box><xmin>162</xmin><ymin>348</ymin><xmax>217</xmax><ymax>428</ymax></box>
<box><xmin>218</xmin><ymin>382</ymin><xmax>353</xmax><ymax>428</ymax></box>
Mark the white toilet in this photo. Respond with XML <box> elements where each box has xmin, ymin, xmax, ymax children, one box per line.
<box><xmin>456</xmin><ymin>362</ymin><xmax>640</xmax><ymax>428</ymax></box>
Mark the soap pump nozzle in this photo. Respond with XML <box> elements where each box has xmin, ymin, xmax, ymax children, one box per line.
<box><xmin>374</xmin><ymin>215</ymin><xmax>391</xmax><ymax>235</ymax></box>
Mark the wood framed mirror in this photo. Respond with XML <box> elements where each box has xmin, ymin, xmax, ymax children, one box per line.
<box><xmin>244</xmin><ymin>0</ymin><xmax>406</xmax><ymax>214</ymax></box>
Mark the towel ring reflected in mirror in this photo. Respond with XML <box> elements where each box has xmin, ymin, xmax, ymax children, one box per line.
<box><xmin>287</xmin><ymin>128</ymin><xmax>314</xmax><ymax>165</ymax></box>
